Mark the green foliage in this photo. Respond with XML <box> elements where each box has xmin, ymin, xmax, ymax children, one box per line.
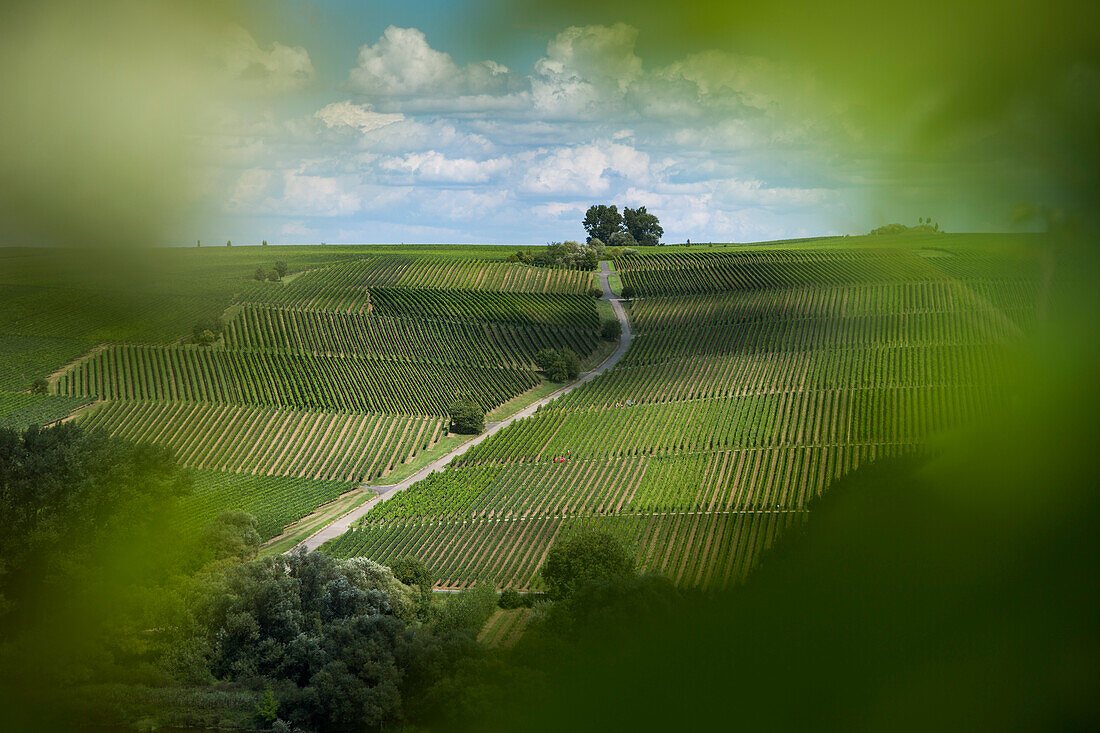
<box><xmin>200</xmin><ymin>511</ymin><xmax>261</xmax><ymax>562</ymax></box>
<box><xmin>539</xmin><ymin>530</ymin><xmax>635</xmax><ymax>600</ymax></box>
<box><xmin>0</xmin><ymin>392</ymin><xmax>89</xmax><ymax>430</ymax></box>
<box><xmin>273</xmin><ymin>260</ymin><xmax>288</xmax><ymax>278</ymax></box>
<box><xmin>869</xmin><ymin>221</ymin><xmax>942</xmax><ymax>235</ymax></box>
<box><xmin>191</xmin><ymin>316</ymin><xmax>223</xmax><ymax>343</ymax></box>
<box><xmin>435</xmin><ymin>583</ymin><xmax>498</xmax><ymax>633</ymax></box>
<box><xmin>30</xmin><ymin>378</ymin><xmax>48</xmax><ymax>395</ymax></box>
<box><xmin>620</xmin><ymin>284</ymin><xmax>636</xmax><ymax>299</ymax></box>
<box><xmin>600</xmin><ymin>319</ymin><xmax>621</xmax><ymax>340</ymax></box>
<box><xmin>623</xmin><ymin>205</ymin><xmax>663</xmax><ymax>246</ymax></box>
<box><xmin>589</xmin><ymin>285</ymin><xmax>604</xmax><ymax>298</ymax></box>
<box><xmin>583</xmin><ymin>204</ymin><xmax>623</xmax><ymax>244</ymax></box>
<box><xmin>498</xmin><ymin>588</ymin><xmax>524</xmax><ymax>609</ymax></box>
<box><xmin>253</xmin><ymin>266</ymin><xmax>266</xmax><ymax>281</ymax></box>
<box><xmin>255</xmin><ymin>688</ymin><xmax>279</xmax><ymax>725</ymax></box>
<box><xmin>266</xmin><ymin>269</ymin><xmax>281</xmax><ymax>282</ymax></box>
<box><xmin>389</xmin><ymin>556</ymin><xmax>435</xmax><ymax>617</ymax></box>
<box><xmin>534</xmin><ymin>347</ymin><xmax>580</xmax><ymax>382</ymax></box>
<box><xmin>449</xmin><ymin>397</ymin><xmax>485</xmax><ymax>435</ymax></box>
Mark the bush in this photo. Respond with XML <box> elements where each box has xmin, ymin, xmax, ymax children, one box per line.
<box><xmin>621</xmin><ymin>285</ymin><xmax>636</xmax><ymax>299</ymax></box>
<box><xmin>267</xmin><ymin>269</ymin><xmax>282</xmax><ymax>282</ymax></box>
<box><xmin>30</xmin><ymin>378</ymin><xmax>49</xmax><ymax>395</ymax></box>
<box><xmin>589</xmin><ymin>286</ymin><xmax>604</xmax><ymax>298</ymax></box>
<box><xmin>192</xmin><ymin>316</ymin><xmax>224</xmax><ymax>343</ymax></box>
<box><xmin>601</xmin><ymin>319</ymin><xmax>621</xmax><ymax>340</ymax></box>
<box><xmin>273</xmin><ymin>260</ymin><xmax>288</xmax><ymax>278</ymax></box>
<box><xmin>540</xmin><ymin>530</ymin><xmax>635</xmax><ymax>600</ymax></box>
<box><xmin>449</xmin><ymin>398</ymin><xmax>485</xmax><ymax>434</ymax></box>
<box><xmin>534</xmin><ymin>348</ymin><xmax>580</xmax><ymax>382</ymax></box>
<box><xmin>254</xmin><ymin>267</ymin><xmax>266</xmax><ymax>281</ymax></box>
<box><xmin>499</xmin><ymin>588</ymin><xmax>524</xmax><ymax>609</ymax></box>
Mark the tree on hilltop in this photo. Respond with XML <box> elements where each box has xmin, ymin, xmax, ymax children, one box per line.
<box><xmin>623</xmin><ymin>206</ymin><xmax>663</xmax><ymax>246</ymax></box>
<box><xmin>583</xmin><ymin>205</ymin><xmax>624</xmax><ymax>244</ymax></box>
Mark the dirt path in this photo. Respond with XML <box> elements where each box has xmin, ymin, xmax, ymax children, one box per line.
<box><xmin>290</xmin><ymin>261</ymin><xmax>633</xmax><ymax>553</ymax></box>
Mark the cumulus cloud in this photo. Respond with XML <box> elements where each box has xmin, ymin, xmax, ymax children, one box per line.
<box><xmin>522</xmin><ymin>142</ymin><xmax>651</xmax><ymax>196</ymax></box>
<box><xmin>228</xmin><ymin>168</ymin><xmax>361</xmax><ymax>217</ymax></box>
<box><xmin>532</xmin><ymin>23</ymin><xmax>643</xmax><ymax>119</ymax></box>
<box><xmin>348</xmin><ymin>26</ymin><xmax>522</xmax><ymax>109</ymax></box>
<box><xmin>218</xmin><ymin>25</ymin><xmax>314</xmax><ymax>94</ymax></box>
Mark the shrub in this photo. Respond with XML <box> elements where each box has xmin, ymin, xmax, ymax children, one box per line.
<box><xmin>267</xmin><ymin>270</ymin><xmax>282</xmax><ymax>282</ymax></box>
<box><xmin>499</xmin><ymin>588</ymin><xmax>524</xmax><ymax>609</ymax></box>
<box><xmin>601</xmin><ymin>319</ymin><xmax>621</xmax><ymax>340</ymax></box>
<box><xmin>449</xmin><ymin>398</ymin><xmax>485</xmax><ymax>434</ymax></box>
<box><xmin>273</xmin><ymin>260</ymin><xmax>288</xmax><ymax>278</ymax></box>
<box><xmin>540</xmin><ymin>530</ymin><xmax>635</xmax><ymax>600</ymax></box>
<box><xmin>621</xmin><ymin>285</ymin><xmax>636</xmax><ymax>299</ymax></box>
<box><xmin>534</xmin><ymin>348</ymin><xmax>580</xmax><ymax>382</ymax></box>
<box><xmin>30</xmin><ymin>378</ymin><xmax>49</xmax><ymax>395</ymax></box>
<box><xmin>254</xmin><ymin>267</ymin><xmax>266</xmax><ymax>281</ymax></box>
<box><xmin>589</xmin><ymin>286</ymin><xmax>604</xmax><ymax>298</ymax></box>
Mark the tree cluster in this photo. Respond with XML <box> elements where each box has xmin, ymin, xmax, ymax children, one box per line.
<box><xmin>167</xmin><ymin>549</ymin><xmax>498</xmax><ymax>731</ymax></box>
<box><xmin>254</xmin><ymin>260</ymin><xmax>289</xmax><ymax>282</ymax></box>
<box><xmin>583</xmin><ymin>204</ymin><xmax>663</xmax><ymax>246</ymax></box>
<box><xmin>600</xmin><ymin>319</ymin><xmax>622</xmax><ymax>340</ymax></box>
<box><xmin>192</xmin><ymin>316</ymin><xmax>224</xmax><ymax>346</ymax></box>
<box><xmin>869</xmin><ymin>218</ymin><xmax>941</xmax><ymax>235</ymax></box>
<box><xmin>448</xmin><ymin>397</ymin><xmax>485</xmax><ymax>435</ymax></box>
<box><xmin>507</xmin><ymin>240</ymin><xmax>602</xmax><ymax>270</ymax></box>
<box><xmin>534</xmin><ymin>347</ymin><xmax>580</xmax><ymax>382</ymax></box>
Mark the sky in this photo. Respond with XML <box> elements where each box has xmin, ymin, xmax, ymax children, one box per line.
<box><xmin>2</xmin><ymin>0</ymin><xmax>1093</xmax><ymax>247</ymax></box>
<box><xmin>183</xmin><ymin>2</ymin><xmax>909</xmax><ymax>245</ymax></box>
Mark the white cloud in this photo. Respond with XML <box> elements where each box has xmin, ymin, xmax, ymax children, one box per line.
<box><xmin>522</xmin><ymin>142</ymin><xmax>651</xmax><ymax>196</ymax></box>
<box><xmin>228</xmin><ymin>168</ymin><xmax>361</xmax><ymax>217</ymax></box>
<box><xmin>379</xmin><ymin>151</ymin><xmax>512</xmax><ymax>184</ymax></box>
<box><xmin>218</xmin><ymin>25</ymin><xmax>314</xmax><ymax>94</ymax></box>
<box><xmin>348</xmin><ymin>26</ymin><xmax>519</xmax><ymax>101</ymax></box>
<box><xmin>315</xmin><ymin>101</ymin><xmax>404</xmax><ymax>133</ymax></box>
<box><xmin>532</xmin><ymin>23</ymin><xmax>642</xmax><ymax>119</ymax></box>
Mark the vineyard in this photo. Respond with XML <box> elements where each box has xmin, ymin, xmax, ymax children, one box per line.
<box><xmin>81</xmin><ymin>401</ymin><xmax>445</xmax><ymax>482</ymax></box>
<box><xmin>326</xmin><ymin>240</ymin><xmax>1038</xmax><ymax>590</ymax></box>
<box><xmin>28</xmin><ymin>248</ymin><xmax>602</xmax><ymax>542</ymax></box>
<box><xmin>223</xmin><ymin>306</ymin><xmax>598</xmax><ymax>367</ymax></box>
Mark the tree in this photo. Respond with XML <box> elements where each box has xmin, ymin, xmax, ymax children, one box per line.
<box><xmin>193</xmin><ymin>316</ymin><xmax>223</xmax><ymax>343</ymax></box>
<box><xmin>267</xmin><ymin>269</ymin><xmax>282</xmax><ymax>282</ymax></box>
<box><xmin>589</xmin><ymin>286</ymin><xmax>603</xmax><ymax>299</ymax></box>
<box><xmin>30</xmin><ymin>378</ymin><xmax>48</xmax><ymax>395</ymax></box>
<box><xmin>623</xmin><ymin>206</ymin><xmax>663</xmax><ymax>246</ymax></box>
<box><xmin>254</xmin><ymin>267</ymin><xmax>266</xmax><ymax>281</ymax></box>
<box><xmin>601</xmin><ymin>319</ymin><xmax>621</xmax><ymax>340</ymax></box>
<box><xmin>498</xmin><ymin>588</ymin><xmax>524</xmax><ymax>609</ymax></box>
<box><xmin>196</xmin><ymin>329</ymin><xmax>216</xmax><ymax>346</ymax></box>
<box><xmin>226</xmin><ymin>240</ymin><xmax>232</xmax><ymax>247</ymax></box>
<box><xmin>390</xmin><ymin>557</ymin><xmax>434</xmax><ymax>618</ymax></box>
<box><xmin>262</xmin><ymin>240</ymin><xmax>268</xmax><ymax>246</ymax></box>
<box><xmin>273</xmin><ymin>260</ymin><xmax>288</xmax><ymax>278</ymax></box>
<box><xmin>583</xmin><ymin>205</ymin><xmax>624</xmax><ymax>244</ymax></box>
<box><xmin>449</xmin><ymin>398</ymin><xmax>484</xmax><ymax>435</ymax></box>
<box><xmin>539</xmin><ymin>530</ymin><xmax>635</xmax><ymax>600</ymax></box>
<box><xmin>534</xmin><ymin>348</ymin><xmax>579</xmax><ymax>382</ymax></box>
<box><xmin>607</xmin><ymin>230</ymin><xmax>637</xmax><ymax>248</ymax></box>
<box><xmin>621</xmin><ymin>285</ymin><xmax>636</xmax><ymax>299</ymax></box>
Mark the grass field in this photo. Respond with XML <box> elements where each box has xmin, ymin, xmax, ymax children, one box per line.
<box><xmin>324</xmin><ymin>235</ymin><xmax>1039</xmax><ymax>590</ymax></box>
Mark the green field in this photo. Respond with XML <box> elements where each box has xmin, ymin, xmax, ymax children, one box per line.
<box><xmin>0</xmin><ymin>236</ymin><xmax>1040</xmax><ymax>585</ymax></box>
<box><xmin>0</xmin><ymin>244</ymin><xmax>601</xmax><ymax>538</ymax></box>
<box><xmin>324</xmin><ymin>235</ymin><xmax>1039</xmax><ymax>590</ymax></box>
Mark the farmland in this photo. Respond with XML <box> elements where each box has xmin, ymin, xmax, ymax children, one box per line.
<box><xmin>0</xmin><ymin>245</ymin><xmax>602</xmax><ymax>539</ymax></box>
<box><xmin>325</xmin><ymin>236</ymin><xmax>1038</xmax><ymax>590</ymax></box>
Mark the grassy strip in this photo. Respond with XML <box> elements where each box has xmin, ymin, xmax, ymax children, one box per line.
<box><xmin>259</xmin><ymin>487</ymin><xmax>380</xmax><ymax>557</ymax></box>
<box><xmin>362</xmin><ymin>432</ymin><xmax>477</xmax><ymax>487</ymax></box>
<box><xmin>484</xmin><ymin>379</ymin><xmax>560</xmax><ymax>422</ymax></box>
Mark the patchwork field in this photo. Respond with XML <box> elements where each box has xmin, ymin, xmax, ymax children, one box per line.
<box><xmin>324</xmin><ymin>236</ymin><xmax>1039</xmax><ymax>589</ymax></box>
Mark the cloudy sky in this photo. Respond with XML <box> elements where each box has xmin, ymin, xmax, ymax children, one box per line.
<box><xmin>189</xmin><ymin>1</ymin><xmax>900</xmax><ymax>245</ymax></box>
<box><xmin>7</xmin><ymin>1</ymin><xmax>1080</xmax><ymax>248</ymax></box>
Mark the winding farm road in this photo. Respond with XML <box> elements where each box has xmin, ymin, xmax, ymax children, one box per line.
<box><xmin>292</xmin><ymin>260</ymin><xmax>632</xmax><ymax>553</ymax></box>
